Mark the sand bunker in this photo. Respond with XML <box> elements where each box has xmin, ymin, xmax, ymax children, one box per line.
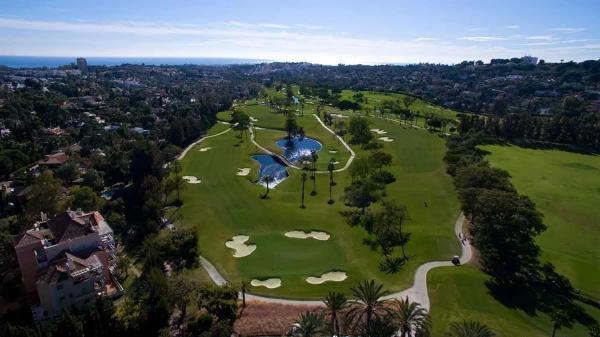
<box><xmin>284</xmin><ymin>230</ymin><xmax>330</xmax><ymax>241</ymax></box>
<box><xmin>198</xmin><ymin>147</ymin><xmax>212</xmax><ymax>152</ymax></box>
<box><xmin>225</xmin><ymin>235</ymin><xmax>256</xmax><ymax>257</ymax></box>
<box><xmin>306</xmin><ymin>271</ymin><xmax>348</xmax><ymax>284</ymax></box>
<box><xmin>378</xmin><ymin>137</ymin><xmax>394</xmax><ymax>142</ymax></box>
<box><xmin>328</xmin><ymin>150</ymin><xmax>338</xmax><ymax>154</ymax></box>
<box><xmin>218</xmin><ymin>121</ymin><xmax>230</xmax><ymax>125</ymax></box>
<box><xmin>251</xmin><ymin>278</ymin><xmax>282</xmax><ymax>289</ymax></box>
<box><xmin>237</xmin><ymin>168</ymin><xmax>251</xmax><ymax>176</ymax></box>
<box><xmin>250</xmin><ymin>117</ymin><xmax>259</xmax><ymax>122</ymax></box>
<box><xmin>182</xmin><ymin>176</ymin><xmax>201</xmax><ymax>184</ymax></box>
<box><xmin>330</xmin><ymin>113</ymin><xmax>349</xmax><ymax>118</ymax></box>
<box><xmin>370</xmin><ymin>128</ymin><xmax>387</xmax><ymax>135</ymax></box>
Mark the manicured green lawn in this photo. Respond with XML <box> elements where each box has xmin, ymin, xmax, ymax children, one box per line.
<box><xmin>428</xmin><ymin>265</ymin><xmax>600</xmax><ymax>337</ymax></box>
<box><xmin>179</xmin><ymin>98</ymin><xmax>460</xmax><ymax>298</ymax></box>
<box><xmin>339</xmin><ymin>90</ymin><xmax>459</xmax><ymax>120</ymax></box>
<box><xmin>481</xmin><ymin>145</ymin><xmax>600</xmax><ymax>300</ymax></box>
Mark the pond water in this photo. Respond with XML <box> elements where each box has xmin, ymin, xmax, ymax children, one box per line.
<box><xmin>251</xmin><ymin>154</ymin><xmax>288</xmax><ymax>187</ymax></box>
<box><xmin>276</xmin><ymin>136</ymin><xmax>323</xmax><ymax>163</ymax></box>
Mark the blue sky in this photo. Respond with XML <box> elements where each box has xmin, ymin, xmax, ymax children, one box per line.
<box><xmin>0</xmin><ymin>0</ymin><xmax>599</xmax><ymax>64</ymax></box>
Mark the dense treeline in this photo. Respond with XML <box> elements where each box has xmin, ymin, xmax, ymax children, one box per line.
<box><xmin>445</xmin><ymin>132</ymin><xmax>597</xmax><ymax>331</ymax></box>
<box><xmin>458</xmin><ymin>112</ymin><xmax>600</xmax><ymax>149</ymax></box>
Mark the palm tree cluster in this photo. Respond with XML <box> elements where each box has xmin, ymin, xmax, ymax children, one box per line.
<box><xmin>289</xmin><ymin>280</ymin><xmax>431</xmax><ymax>337</ymax></box>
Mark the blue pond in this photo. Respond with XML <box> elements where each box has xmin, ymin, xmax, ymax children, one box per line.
<box><xmin>251</xmin><ymin>155</ymin><xmax>288</xmax><ymax>187</ymax></box>
<box><xmin>276</xmin><ymin>136</ymin><xmax>323</xmax><ymax>163</ymax></box>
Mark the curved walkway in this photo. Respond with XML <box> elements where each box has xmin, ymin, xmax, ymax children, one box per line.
<box><xmin>199</xmin><ymin>212</ymin><xmax>471</xmax><ymax>309</ymax></box>
<box><xmin>176</xmin><ymin>127</ymin><xmax>232</xmax><ymax>161</ymax></box>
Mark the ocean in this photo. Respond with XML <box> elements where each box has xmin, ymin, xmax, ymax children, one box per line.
<box><xmin>0</xmin><ymin>55</ymin><xmax>268</xmax><ymax>68</ymax></box>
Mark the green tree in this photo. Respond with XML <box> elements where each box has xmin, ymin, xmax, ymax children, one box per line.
<box><xmin>348</xmin><ymin>117</ymin><xmax>372</xmax><ymax>145</ymax></box>
<box><xmin>232</xmin><ymin>111</ymin><xmax>251</xmax><ymax>140</ymax></box>
<box><xmin>349</xmin><ymin>157</ymin><xmax>372</xmax><ymax>182</ymax></box>
<box><xmin>445</xmin><ymin>320</ymin><xmax>496</xmax><ymax>337</ymax></box>
<box><xmin>327</xmin><ymin>159</ymin><xmax>336</xmax><ymax>204</ymax></box>
<box><xmin>240</xmin><ymin>280</ymin><xmax>248</xmax><ymax>308</ymax></box>
<box><xmin>343</xmin><ymin>179</ymin><xmax>380</xmax><ymax>214</ymax></box>
<box><xmin>262</xmin><ymin>174</ymin><xmax>274</xmax><ymax>199</ymax></box>
<box><xmin>393</xmin><ymin>297</ymin><xmax>430</xmax><ymax>337</ymax></box>
<box><xmin>550</xmin><ymin>309</ymin><xmax>574</xmax><ymax>337</ymax></box>
<box><xmin>323</xmin><ymin>292</ymin><xmax>348</xmax><ymax>337</ymax></box>
<box><xmin>402</xmin><ymin>96</ymin><xmax>416</xmax><ymax>109</ymax></box>
<box><xmin>82</xmin><ymin>169</ymin><xmax>104</xmax><ymax>192</ymax></box>
<box><xmin>55</xmin><ymin>162</ymin><xmax>80</xmax><ymax>185</ymax></box>
<box><xmin>25</xmin><ymin>170</ymin><xmax>64</xmax><ymax>222</ymax></box>
<box><xmin>369</xmin><ymin>152</ymin><xmax>392</xmax><ymax>172</ymax></box>
<box><xmin>310</xmin><ymin>150</ymin><xmax>318</xmax><ymax>196</ymax></box>
<box><xmin>291</xmin><ymin>311</ymin><xmax>326</xmax><ymax>337</ymax></box>
<box><xmin>170</xmin><ymin>275</ymin><xmax>200</xmax><ymax>329</ymax></box>
<box><xmin>169</xmin><ymin>161</ymin><xmax>186</xmax><ymax>203</ymax></box>
<box><xmin>300</xmin><ymin>171</ymin><xmax>307</xmax><ymax>208</ymax></box>
<box><xmin>286</xmin><ymin>115</ymin><xmax>299</xmax><ymax>141</ymax></box>
<box><xmin>68</xmin><ymin>186</ymin><xmax>105</xmax><ymax>212</ymax></box>
<box><xmin>346</xmin><ymin>280</ymin><xmax>392</xmax><ymax>332</ymax></box>
<box><xmin>371</xmin><ymin>200</ymin><xmax>410</xmax><ymax>260</ymax></box>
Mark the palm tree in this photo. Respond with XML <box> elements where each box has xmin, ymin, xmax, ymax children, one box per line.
<box><xmin>240</xmin><ymin>280</ymin><xmax>247</xmax><ymax>308</ymax></box>
<box><xmin>327</xmin><ymin>159</ymin><xmax>336</xmax><ymax>204</ymax></box>
<box><xmin>445</xmin><ymin>320</ymin><xmax>495</xmax><ymax>337</ymax></box>
<box><xmin>169</xmin><ymin>161</ymin><xmax>185</xmax><ymax>203</ymax></box>
<box><xmin>262</xmin><ymin>174</ymin><xmax>274</xmax><ymax>199</ymax></box>
<box><xmin>346</xmin><ymin>280</ymin><xmax>392</xmax><ymax>333</ymax></box>
<box><xmin>323</xmin><ymin>292</ymin><xmax>348</xmax><ymax>337</ymax></box>
<box><xmin>365</xmin><ymin>317</ymin><xmax>397</xmax><ymax>337</ymax></box>
<box><xmin>392</xmin><ymin>297</ymin><xmax>431</xmax><ymax>337</ymax></box>
<box><xmin>310</xmin><ymin>150</ymin><xmax>318</xmax><ymax>196</ymax></box>
<box><xmin>300</xmin><ymin>171</ymin><xmax>307</xmax><ymax>208</ymax></box>
<box><xmin>290</xmin><ymin>311</ymin><xmax>326</xmax><ymax>337</ymax></box>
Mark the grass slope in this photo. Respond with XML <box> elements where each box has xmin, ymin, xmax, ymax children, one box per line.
<box><xmin>481</xmin><ymin>144</ymin><xmax>600</xmax><ymax>299</ymax></box>
<box><xmin>339</xmin><ymin>90</ymin><xmax>458</xmax><ymax>120</ymax></box>
<box><xmin>429</xmin><ymin>265</ymin><xmax>600</xmax><ymax>337</ymax></box>
<box><xmin>181</xmin><ymin>99</ymin><xmax>460</xmax><ymax>298</ymax></box>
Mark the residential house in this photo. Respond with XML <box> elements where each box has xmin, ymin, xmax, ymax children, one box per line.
<box><xmin>14</xmin><ymin>210</ymin><xmax>121</xmax><ymax>320</ymax></box>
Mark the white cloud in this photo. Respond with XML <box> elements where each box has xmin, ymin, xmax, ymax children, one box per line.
<box><xmin>525</xmin><ymin>35</ymin><xmax>560</xmax><ymax>42</ymax></box>
<box><xmin>549</xmin><ymin>27</ymin><xmax>585</xmax><ymax>33</ymax></box>
<box><xmin>506</xmin><ymin>25</ymin><xmax>520</xmax><ymax>29</ymax></box>
<box><xmin>0</xmin><ymin>18</ymin><xmax>596</xmax><ymax>64</ymax></box>
<box><xmin>458</xmin><ymin>36</ymin><xmax>507</xmax><ymax>42</ymax></box>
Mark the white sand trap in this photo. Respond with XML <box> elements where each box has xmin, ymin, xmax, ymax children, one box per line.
<box><xmin>218</xmin><ymin>121</ymin><xmax>230</xmax><ymax>125</ymax></box>
<box><xmin>378</xmin><ymin>137</ymin><xmax>394</xmax><ymax>142</ymax></box>
<box><xmin>306</xmin><ymin>271</ymin><xmax>348</xmax><ymax>284</ymax></box>
<box><xmin>254</xmin><ymin>126</ymin><xmax>265</xmax><ymax>130</ymax></box>
<box><xmin>225</xmin><ymin>235</ymin><xmax>256</xmax><ymax>257</ymax></box>
<box><xmin>182</xmin><ymin>176</ymin><xmax>201</xmax><ymax>184</ymax></box>
<box><xmin>198</xmin><ymin>147</ymin><xmax>212</xmax><ymax>152</ymax></box>
<box><xmin>370</xmin><ymin>128</ymin><xmax>387</xmax><ymax>135</ymax></box>
<box><xmin>329</xmin><ymin>150</ymin><xmax>338</xmax><ymax>154</ymax></box>
<box><xmin>251</xmin><ymin>278</ymin><xmax>282</xmax><ymax>289</ymax></box>
<box><xmin>333</xmin><ymin>161</ymin><xmax>340</xmax><ymax>165</ymax></box>
<box><xmin>237</xmin><ymin>168</ymin><xmax>251</xmax><ymax>176</ymax></box>
<box><xmin>285</xmin><ymin>230</ymin><xmax>330</xmax><ymax>241</ymax></box>
<box><xmin>250</xmin><ymin>117</ymin><xmax>259</xmax><ymax>122</ymax></box>
<box><xmin>331</xmin><ymin>113</ymin><xmax>349</xmax><ymax>118</ymax></box>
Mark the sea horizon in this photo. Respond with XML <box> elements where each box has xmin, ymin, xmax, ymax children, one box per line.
<box><xmin>0</xmin><ymin>55</ymin><xmax>274</xmax><ymax>68</ymax></box>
